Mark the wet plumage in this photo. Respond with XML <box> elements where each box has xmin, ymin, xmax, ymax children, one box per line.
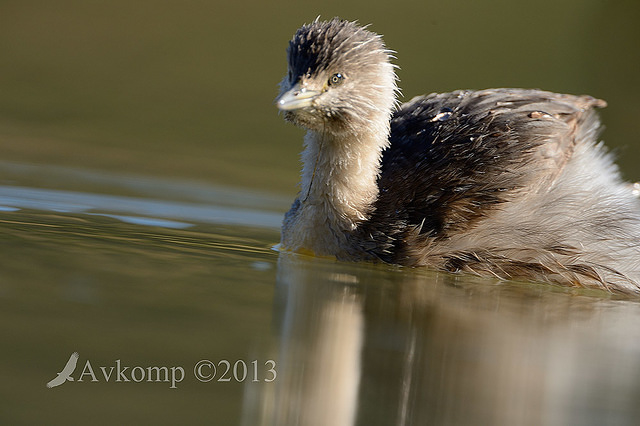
<box><xmin>276</xmin><ymin>18</ymin><xmax>640</xmax><ymax>293</ymax></box>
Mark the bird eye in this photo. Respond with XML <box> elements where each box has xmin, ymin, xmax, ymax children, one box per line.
<box><xmin>328</xmin><ymin>73</ymin><xmax>344</xmax><ymax>86</ymax></box>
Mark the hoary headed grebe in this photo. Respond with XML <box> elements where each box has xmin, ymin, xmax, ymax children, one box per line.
<box><xmin>275</xmin><ymin>18</ymin><xmax>640</xmax><ymax>293</ymax></box>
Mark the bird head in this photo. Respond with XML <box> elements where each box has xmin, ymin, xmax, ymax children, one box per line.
<box><xmin>276</xmin><ymin>18</ymin><xmax>398</xmax><ymax>136</ymax></box>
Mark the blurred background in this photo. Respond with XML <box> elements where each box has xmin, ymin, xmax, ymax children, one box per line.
<box><xmin>1</xmin><ymin>0</ymin><xmax>638</xmax><ymax>194</ymax></box>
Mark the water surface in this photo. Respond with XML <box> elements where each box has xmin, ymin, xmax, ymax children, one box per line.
<box><xmin>2</xmin><ymin>169</ymin><xmax>640</xmax><ymax>425</ymax></box>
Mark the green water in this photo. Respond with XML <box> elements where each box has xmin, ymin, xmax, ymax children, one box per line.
<box><xmin>1</xmin><ymin>1</ymin><xmax>640</xmax><ymax>424</ymax></box>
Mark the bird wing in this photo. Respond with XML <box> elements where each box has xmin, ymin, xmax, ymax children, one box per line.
<box><xmin>61</xmin><ymin>352</ymin><xmax>79</xmax><ymax>375</ymax></box>
<box><xmin>462</xmin><ymin>89</ymin><xmax>606</xmax><ymax>194</ymax></box>
<box><xmin>374</xmin><ymin>88</ymin><xmax>606</xmax><ymax>246</ymax></box>
<box><xmin>389</xmin><ymin>88</ymin><xmax>606</xmax><ymax>193</ymax></box>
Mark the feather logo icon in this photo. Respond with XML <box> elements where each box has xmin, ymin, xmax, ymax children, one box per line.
<box><xmin>46</xmin><ymin>352</ymin><xmax>79</xmax><ymax>388</ymax></box>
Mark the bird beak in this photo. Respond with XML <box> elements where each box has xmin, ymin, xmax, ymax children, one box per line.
<box><xmin>276</xmin><ymin>83</ymin><xmax>322</xmax><ymax>111</ymax></box>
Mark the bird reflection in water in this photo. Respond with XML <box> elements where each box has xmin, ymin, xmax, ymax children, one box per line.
<box><xmin>242</xmin><ymin>253</ymin><xmax>640</xmax><ymax>426</ymax></box>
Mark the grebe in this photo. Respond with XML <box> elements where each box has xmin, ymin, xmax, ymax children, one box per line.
<box><xmin>275</xmin><ymin>18</ymin><xmax>640</xmax><ymax>293</ymax></box>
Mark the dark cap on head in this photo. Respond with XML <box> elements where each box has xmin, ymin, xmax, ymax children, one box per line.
<box><xmin>287</xmin><ymin>18</ymin><xmax>387</xmax><ymax>81</ymax></box>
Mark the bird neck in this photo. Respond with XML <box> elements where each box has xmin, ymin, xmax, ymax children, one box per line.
<box><xmin>304</xmin><ymin>127</ymin><xmax>388</xmax><ymax>219</ymax></box>
<box><xmin>287</xmin><ymin>125</ymin><xmax>389</xmax><ymax>255</ymax></box>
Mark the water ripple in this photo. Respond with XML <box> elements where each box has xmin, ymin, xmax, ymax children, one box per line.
<box><xmin>0</xmin><ymin>185</ymin><xmax>283</xmax><ymax>230</ymax></box>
